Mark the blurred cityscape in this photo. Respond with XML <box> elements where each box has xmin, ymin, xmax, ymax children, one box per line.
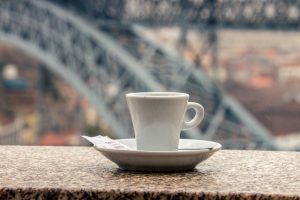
<box><xmin>0</xmin><ymin>0</ymin><xmax>299</xmax><ymax>150</ymax></box>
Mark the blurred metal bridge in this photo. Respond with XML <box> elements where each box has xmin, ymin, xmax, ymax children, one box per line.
<box><xmin>1</xmin><ymin>0</ymin><xmax>298</xmax><ymax>149</ymax></box>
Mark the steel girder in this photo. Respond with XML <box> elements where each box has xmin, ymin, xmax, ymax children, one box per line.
<box><xmin>0</xmin><ymin>0</ymin><xmax>277</xmax><ymax>149</ymax></box>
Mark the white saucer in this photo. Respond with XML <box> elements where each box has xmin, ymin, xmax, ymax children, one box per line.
<box><xmin>94</xmin><ymin>139</ymin><xmax>221</xmax><ymax>172</ymax></box>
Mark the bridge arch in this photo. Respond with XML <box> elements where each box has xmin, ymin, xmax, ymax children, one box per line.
<box><xmin>0</xmin><ymin>0</ymin><xmax>164</xmax><ymax>138</ymax></box>
<box><xmin>0</xmin><ymin>0</ymin><xmax>276</xmax><ymax>149</ymax></box>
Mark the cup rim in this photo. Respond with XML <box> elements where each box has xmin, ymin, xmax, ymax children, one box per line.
<box><xmin>126</xmin><ymin>92</ymin><xmax>189</xmax><ymax>99</ymax></box>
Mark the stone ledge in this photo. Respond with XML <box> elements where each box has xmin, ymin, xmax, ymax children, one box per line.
<box><xmin>0</xmin><ymin>146</ymin><xmax>299</xmax><ymax>199</ymax></box>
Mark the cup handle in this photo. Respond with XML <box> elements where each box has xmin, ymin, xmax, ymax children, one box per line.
<box><xmin>182</xmin><ymin>102</ymin><xmax>205</xmax><ymax>130</ymax></box>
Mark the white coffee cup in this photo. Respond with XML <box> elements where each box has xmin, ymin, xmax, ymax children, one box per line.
<box><xmin>126</xmin><ymin>92</ymin><xmax>204</xmax><ymax>151</ymax></box>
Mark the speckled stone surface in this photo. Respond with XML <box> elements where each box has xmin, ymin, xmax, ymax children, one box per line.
<box><xmin>0</xmin><ymin>146</ymin><xmax>299</xmax><ymax>199</ymax></box>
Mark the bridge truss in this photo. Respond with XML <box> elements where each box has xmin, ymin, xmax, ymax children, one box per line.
<box><xmin>2</xmin><ymin>0</ymin><xmax>297</xmax><ymax>149</ymax></box>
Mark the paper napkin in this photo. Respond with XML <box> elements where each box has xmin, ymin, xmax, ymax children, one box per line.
<box><xmin>82</xmin><ymin>135</ymin><xmax>132</xmax><ymax>150</ymax></box>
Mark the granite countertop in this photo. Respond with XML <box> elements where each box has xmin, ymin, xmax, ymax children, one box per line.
<box><xmin>0</xmin><ymin>146</ymin><xmax>299</xmax><ymax>199</ymax></box>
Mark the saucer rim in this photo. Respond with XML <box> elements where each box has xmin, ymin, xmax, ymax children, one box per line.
<box><xmin>94</xmin><ymin>139</ymin><xmax>221</xmax><ymax>156</ymax></box>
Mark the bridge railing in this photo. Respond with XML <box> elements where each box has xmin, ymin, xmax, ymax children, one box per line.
<box><xmin>50</xmin><ymin>0</ymin><xmax>300</xmax><ymax>29</ymax></box>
